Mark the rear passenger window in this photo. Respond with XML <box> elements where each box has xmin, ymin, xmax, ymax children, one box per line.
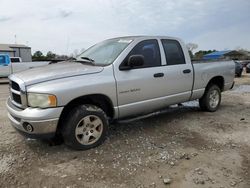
<box><xmin>161</xmin><ymin>39</ymin><xmax>186</xmax><ymax>65</ymax></box>
<box><xmin>122</xmin><ymin>39</ymin><xmax>161</xmax><ymax>68</ymax></box>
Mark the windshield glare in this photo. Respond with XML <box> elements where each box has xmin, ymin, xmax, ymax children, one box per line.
<box><xmin>77</xmin><ymin>38</ymin><xmax>133</xmax><ymax>66</ymax></box>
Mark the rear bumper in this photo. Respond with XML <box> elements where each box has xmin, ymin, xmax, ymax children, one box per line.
<box><xmin>6</xmin><ymin>97</ymin><xmax>63</xmax><ymax>139</ymax></box>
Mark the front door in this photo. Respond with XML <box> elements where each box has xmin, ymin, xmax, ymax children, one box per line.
<box><xmin>115</xmin><ymin>39</ymin><xmax>168</xmax><ymax>118</ymax></box>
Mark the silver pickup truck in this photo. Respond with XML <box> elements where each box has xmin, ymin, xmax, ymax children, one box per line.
<box><xmin>6</xmin><ymin>36</ymin><xmax>235</xmax><ymax>150</ymax></box>
<box><xmin>0</xmin><ymin>55</ymin><xmax>50</xmax><ymax>77</ymax></box>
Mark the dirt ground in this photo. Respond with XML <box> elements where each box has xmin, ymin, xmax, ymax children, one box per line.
<box><xmin>0</xmin><ymin>73</ymin><xmax>250</xmax><ymax>188</ymax></box>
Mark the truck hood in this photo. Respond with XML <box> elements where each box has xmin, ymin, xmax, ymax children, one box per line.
<box><xmin>12</xmin><ymin>61</ymin><xmax>104</xmax><ymax>85</ymax></box>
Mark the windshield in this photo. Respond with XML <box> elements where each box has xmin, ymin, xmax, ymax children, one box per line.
<box><xmin>77</xmin><ymin>38</ymin><xmax>133</xmax><ymax>66</ymax></box>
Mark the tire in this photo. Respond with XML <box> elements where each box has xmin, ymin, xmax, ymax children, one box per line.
<box><xmin>62</xmin><ymin>104</ymin><xmax>108</xmax><ymax>150</ymax></box>
<box><xmin>199</xmin><ymin>85</ymin><xmax>221</xmax><ymax>112</ymax></box>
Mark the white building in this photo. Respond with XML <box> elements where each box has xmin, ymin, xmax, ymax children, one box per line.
<box><xmin>0</xmin><ymin>44</ymin><xmax>32</xmax><ymax>62</ymax></box>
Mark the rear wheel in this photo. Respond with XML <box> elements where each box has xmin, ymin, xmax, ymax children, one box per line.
<box><xmin>62</xmin><ymin>105</ymin><xmax>108</xmax><ymax>150</ymax></box>
<box><xmin>199</xmin><ymin>85</ymin><xmax>221</xmax><ymax>112</ymax></box>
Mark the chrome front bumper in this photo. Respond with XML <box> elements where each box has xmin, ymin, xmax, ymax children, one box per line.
<box><xmin>6</xmin><ymin>98</ymin><xmax>63</xmax><ymax>138</ymax></box>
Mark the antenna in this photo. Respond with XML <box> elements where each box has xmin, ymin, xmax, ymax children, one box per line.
<box><xmin>14</xmin><ymin>34</ymin><xmax>17</xmax><ymax>44</ymax></box>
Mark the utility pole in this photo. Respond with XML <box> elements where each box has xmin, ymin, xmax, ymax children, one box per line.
<box><xmin>14</xmin><ymin>34</ymin><xmax>17</xmax><ymax>44</ymax></box>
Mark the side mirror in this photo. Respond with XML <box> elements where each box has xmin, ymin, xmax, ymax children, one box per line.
<box><xmin>128</xmin><ymin>55</ymin><xmax>144</xmax><ymax>68</ymax></box>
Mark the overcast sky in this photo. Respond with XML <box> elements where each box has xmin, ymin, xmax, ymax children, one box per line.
<box><xmin>0</xmin><ymin>0</ymin><xmax>249</xmax><ymax>55</ymax></box>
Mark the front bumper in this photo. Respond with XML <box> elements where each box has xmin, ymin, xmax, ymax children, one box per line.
<box><xmin>6</xmin><ymin>97</ymin><xmax>63</xmax><ymax>139</ymax></box>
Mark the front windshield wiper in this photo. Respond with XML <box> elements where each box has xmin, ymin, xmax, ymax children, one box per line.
<box><xmin>81</xmin><ymin>56</ymin><xmax>95</xmax><ymax>62</ymax></box>
<box><xmin>70</xmin><ymin>57</ymin><xmax>95</xmax><ymax>66</ymax></box>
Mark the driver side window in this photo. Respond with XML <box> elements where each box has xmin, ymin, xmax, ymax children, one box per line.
<box><xmin>121</xmin><ymin>39</ymin><xmax>161</xmax><ymax>69</ymax></box>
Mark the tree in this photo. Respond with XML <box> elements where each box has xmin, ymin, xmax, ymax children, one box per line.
<box><xmin>32</xmin><ymin>51</ymin><xmax>46</xmax><ymax>61</ymax></box>
<box><xmin>32</xmin><ymin>50</ymin><xmax>70</xmax><ymax>61</ymax></box>
<box><xmin>186</xmin><ymin>43</ymin><xmax>198</xmax><ymax>59</ymax></box>
<box><xmin>186</xmin><ymin>43</ymin><xmax>198</xmax><ymax>52</ymax></box>
<box><xmin>46</xmin><ymin>51</ymin><xmax>56</xmax><ymax>59</ymax></box>
<box><xmin>33</xmin><ymin>51</ymin><xmax>43</xmax><ymax>58</ymax></box>
<box><xmin>188</xmin><ymin>50</ymin><xmax>194</xmax><ymax>59</ymax></box>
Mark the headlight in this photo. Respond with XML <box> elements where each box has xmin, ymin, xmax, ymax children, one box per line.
<box><xmin>27</xmin><ymin>93</ymin><xmax>57</xmax><ymax>108</ymax></box>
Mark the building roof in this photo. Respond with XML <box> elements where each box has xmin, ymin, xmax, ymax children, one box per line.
<box><xmin>8</xmin><ymin>44</ymin><xmax>31</xmax><ymax>48</ymax></box>
<box><xmin>203</xmin><ymin>50</ymin><xmax>246</xmax><ymax>60</ymax></box>
<box><xmin>0</xmin><ymin>44</ymin><xmax>14</xmax><ymax>51</ymax></box>
<box><xmin>0</xmin><ymin>43</ymin><xmax>31</xmax><ymax>51</ymax></box>
<box><xmin>203</xmin><ymin>50</ymin><xmax>232</xmax><ymax>57</ymax></box>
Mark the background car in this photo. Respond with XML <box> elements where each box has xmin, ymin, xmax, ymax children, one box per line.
<box><xmin>234</xmin><ymin>61</ymin><xmax>243</xmax><ymax>77</ymax></box>
<box><xmin>246</xmin><ymin>63</ymin><xmax>250</xmax><ymax>73</ymax></box>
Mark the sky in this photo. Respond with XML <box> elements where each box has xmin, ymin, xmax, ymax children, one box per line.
<box><xmin>0</xmin><ymin>0</ymin><xmax>250</xmax><ymax>55</ymax></box>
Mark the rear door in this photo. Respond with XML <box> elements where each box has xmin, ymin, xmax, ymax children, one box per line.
<box><xmin>159</xmin><ymin>39</ymin><xmax>193</xmax><ymax>103</ymax></box>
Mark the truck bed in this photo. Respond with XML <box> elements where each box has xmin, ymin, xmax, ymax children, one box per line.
<box><xmin>190</xmin><ymin>60</ymin><xmax>235</xmax><ymax>100</ymax></box>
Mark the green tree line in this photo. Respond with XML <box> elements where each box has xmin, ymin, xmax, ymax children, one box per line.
<box><xmin>32</xmin><ymin>51</ymin><xmax>69</xmax><ymax>61</ymax></box>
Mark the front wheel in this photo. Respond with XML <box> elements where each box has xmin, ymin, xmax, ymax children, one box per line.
<box><xmin>62</xmin><ymin>105</ymin><xmax>108</xmax><ymax>150</ymax></box>
<box><xmin>199</xmin><ymin>85</ymin><xmax>221</xmax><ymax>112</ymax></box>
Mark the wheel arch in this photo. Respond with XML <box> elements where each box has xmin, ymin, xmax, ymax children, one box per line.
<box><xmin>206</xmin><ymin>76</ymin><xmax>225</xmax><ymax>91</ymax></box>
<box><xmin>56</xmin><ymin>94</ymin><xmax>115</xmax><ymax>133</ymax></box>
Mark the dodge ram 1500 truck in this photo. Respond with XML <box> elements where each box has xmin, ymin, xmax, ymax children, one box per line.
<box><xmin>6</xmin><ymin>36</ymin><xmax>235</xmax><ymax>150</ymax></box>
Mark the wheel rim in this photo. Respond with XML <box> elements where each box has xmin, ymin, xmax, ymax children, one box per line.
<box><xmin>209</xmin><ymin>90</ymin><xmax>219</xmax><ymax>108</ymax></box>
<box><xmin>75</xmin><ymin>115</ymin><xmax>103</xmax><ymax>145</ymax></box>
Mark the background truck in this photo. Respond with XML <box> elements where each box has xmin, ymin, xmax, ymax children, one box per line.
<box><xmin>6</xmin><ymin>36</ymin><xmax>235</xmax><ymax>150</ymax></box>
<box><xmin>0</xmin><ymin>54</ymin><xmax>49</xmax><ymax>77</ymax></box>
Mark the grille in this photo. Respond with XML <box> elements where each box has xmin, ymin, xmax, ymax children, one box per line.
<box><xmin>12</xmin><ymin>93</ymin><xmax>22</xmax><ymax>104</ymax></box>
<box><xmin>11</xmin><ymin>81</ymin><xmax>20</xmax><ymax>91</ymax></box>
<box><xmin>9</xmin><ymin>79</ymin><xmax>25</xmax><ymax>108</ymax></box>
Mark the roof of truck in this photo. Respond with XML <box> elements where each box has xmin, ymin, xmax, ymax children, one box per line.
<box><xmin>111</xmin><ymin>35</ymin><xmax>178</xmax><ymax>38</ymax></box>
<box><xmin>108</xmin><ymin>35</ymin><xmax>183</xmax><ymax>42</ymax></box>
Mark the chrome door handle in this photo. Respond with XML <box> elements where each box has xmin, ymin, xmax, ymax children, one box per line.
<box><xmin>154</xmin><ymin>73</ymin><xmax>164</xmax><ymax>78</ymax></box>
<box><xmin>183</xmin><ymin>69</ymin><xmax>191</xmax><ymax>74</ymax></box>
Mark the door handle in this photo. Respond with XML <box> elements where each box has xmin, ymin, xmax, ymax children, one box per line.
<box><xmin>183</xmin><ymin>69</ymin><xmax>191</xmax><ymax>74</ymax></box>
<box><xmin>154</xmin><ymin>73</ymin><xmax>164</xmax><ymax>78</ymax></box>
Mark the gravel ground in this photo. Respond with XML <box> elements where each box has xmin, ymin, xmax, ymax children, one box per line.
<box><xmin>0</xmin><ymin>73</ymin><xmax>250</xmax><ymax>188</ymax></box>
